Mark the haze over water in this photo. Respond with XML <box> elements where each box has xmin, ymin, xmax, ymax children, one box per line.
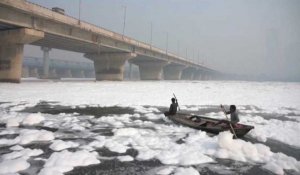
<box><xmin>25</xmin><ymin>0</ymin><xmax>300</xmax><ymax>81</ymax></box>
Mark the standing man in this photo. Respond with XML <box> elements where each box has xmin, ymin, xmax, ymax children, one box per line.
<box><xmin>222</xmin><ymin>105</ymin><xmax>239</xmax><ymax>124</ymax></box>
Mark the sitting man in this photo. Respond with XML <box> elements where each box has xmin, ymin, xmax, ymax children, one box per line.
<box><xmin>164</xmin><ymin>98</ymin><xmax>178</xmax><ymax>116</ymax></box>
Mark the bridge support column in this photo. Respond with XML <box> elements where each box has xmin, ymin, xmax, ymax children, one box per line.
<box><xmin>29</xmin><ymin>67</ymin><xmax>39</xmax><ymax>77</ymax></box>
<box><xmin>62</xmin><ymin>69</ymin><xmax>72</xmax><ymax>78</ymax></box>
<box><xmin>181</xmin><ymin>67</ymin><xmax>196</xmax><ymax>80</ymax></box>
<box><xmin>49</xmin><ymin>68</ymin><xmax>57</xmax><ymax>78</ymax></box>
<box><xmin>80</xmin><ymin>70</ymin><xmax>85</xmax><ymax>78</ymax></box>
<box><xmin>0</xmin><ymin>28</ymin><xmax>44</xmax><ymax>83</ymax></box>
<box><xmin>22</xmin><ymin>66</ymin><xmax>29</xmax><ymax>78</ymax></box>
<box><xmin>163</xmin><ymin>64</ymin><xmax>186</xmax><ymax>80</ymax></box>
<box><xmin>84</xmin><ymin>70</ymin><xmax>94</xmax><ymax>78</ymax></box>
<box><xmin>85</xmin><ymin>53</ymin><xmax>136</xmax><ymax>81</ymax></box>
<box><xmin>41</xmin><ymin>47</ymin><xmax>51</xmax><ymax>78</ymax></box>
<box><xmin>132</xmin><ymin>60</ymin><xmax>168</xmax><ymax>80</ymax></box>
<box><xmin>193</xmin><ymin>70</ymin><xmax>204</xmax><ymax>80</ymax></box>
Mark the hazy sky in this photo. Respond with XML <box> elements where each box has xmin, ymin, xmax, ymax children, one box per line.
<box><xmin>25</xmin><ymin>0</ymin><xmax>300</xmax><ymax>80</ymax></box>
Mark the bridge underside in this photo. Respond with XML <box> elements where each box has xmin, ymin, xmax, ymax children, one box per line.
<box><xmin>0</xmin><ymin>28</ymin><xmax>44</xmax><ymax>83</ymax></box>
<box><xmin>130</xmin><ymin>56</ymin><xmax>168</xmax><ymax>80</ymax></box>
<box><xmin>0</xmin><ymin>1</ymin><xmax>218</xmax><ymax>83</ymax></box>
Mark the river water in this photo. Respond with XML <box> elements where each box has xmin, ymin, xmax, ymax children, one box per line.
<box><xmin>0</xmin><ymin>80</ymin><xmax>299</xmax><ymax>175</ymax></box>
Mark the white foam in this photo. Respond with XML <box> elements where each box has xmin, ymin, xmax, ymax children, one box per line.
<box><xmin>0</xmin><ymin>158</ymin><xmax>30</xmax><ymax>174</ymax></box>
<box><xmin>245</xmin><ymin>117</ymin><xmax>300</xmax><ymax>147</ymax></box>
<box><xmin>1</xmin><ymin>81</ymin><xmax>300</xmax><ymax>174</ymax></box>
<box><xmin>144</xmin><ymin>113</ymin><xmax>164</xmax><ymax>120</ymax></box>
<box><xmin>263</xmin><ymin>153</ymin><xmax>300</xmax><ymax>175</ymax></box>
<box><xmin>88</xmin><ymin>136</ymin><xmax>106</xmax><ymax>149</ymax></box>
<box><xmin>6</xmin><ymin>116</ymin><xmax>24</xmax><ymax>127</ymax></box>
<box><xmin>156</xmin><ymin>166</ymin><xmax>176</xmax><ymax>175</ymax></box>
<box><xmin>10</xmin><ymin>145</ymin><xmax>24</xmax><ymax>151</ymax></box>
<box><xmin>0</xmin><ymin>129</ymin><xmax>54</xmax><ymax>146</ymax></box>
<box><xmin>173</xmin><ymin>167</ymin><xmax>200</xmax><ymax>175</ymax></box>
<box><xmin>2</xmin><ymin>112</ymin><xmax>45</xmax><ymax>127</ymax></box>
<box><xmin>22</xmin><ymin>113</ymin><xmax>45</xmax><ymax>125</ymax></box>
<box><xmin>1</xmin><ymin>81</ymin><xmax>298</xmax><ymax>109</ymax></box>
<box><xmin>0</xmin><ymin>129</ymin><xmax>18</xmax><ymax>135</ymax></box>
<box><xmin>49</xmin><ymin>140</ymin><xmax>80</xmax><ymax>151</ymax></box>
<box><xmin>2</xmin><ymin>148</ymin><xmax>43</xmax><ymax>160</ymax></box>
<box><xmin>109</xmin><ymin>127</ymin><xmax>214</xmax><ymax>166</ymax></box>
<box><xmin>211</xmin><ymin>132</ymin><xmax>300</xmax><ymax>174</ymax></box>
<box><xmin>39</xmin><ymin>150</ymin><xmax>100</xmax><ymax>175</ymax></box>
<box><xmin>104</xmin><ymin>140</ymin><xmax>129</xmax><ymax>153</ymax></box>
<box><xmin>17</xmin><ymin>129</ymin><xmax>55</xmax><ymax>145</ymax></box>
<box><xmin>117</xmin><ymin>155</ymin><xmax>134</xmax><ymax>162</ymax></box>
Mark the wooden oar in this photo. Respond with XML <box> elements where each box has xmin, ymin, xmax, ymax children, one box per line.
<box><xmin>173</xmin><ymin>93</ymin><xmax>180</xmax><ymax>111</ymax></box>
<box><xmin>221</xmin><ymin>104</ymin><xmax>237</xmax><ymax>138</ymax></box>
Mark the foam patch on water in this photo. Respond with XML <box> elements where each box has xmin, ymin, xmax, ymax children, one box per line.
<box><xmin>1</xmin><ymin>112</ymin><xmax>45</xmax><ymax>127</ymax></box>
<box><xmin>1</xmin><ymin>81</ymin><xmax>300</xmax><ymax>109</ymax></box>
<box><xmin>10</xmin><ymin>145</ymin><xmax>24</xmax><ymax>151</ymax></box>
<box><xmin>22</xmin><ymin>113</ymin><xmax>45</xmax><ymax>125</ymax></box>
<box><xmin>1</xmin><ymin>81</ymin><xmax>300</xmax><ymax>174</ymax></box>
<box><xmin>2</xmin><ymin>148</ymin><xmax>43</xmax><ymax>160</ymax></box>
<box><xmin>117</xmin><ymin>155</ymin><xmax>134</xmax><ymax>162</ymax></box>
<box><xmin>0</xmin><ymin>129</ymin><xmax>54</xmax><ymax>146</ymax></box>
<box><xmin>156</xmin><ymin>166</ymin><xmax>176</xmax><ymax>175</ymax></box>
<box><xmin>49</xmin><ymin>140</ymin><xmax>80</xmax><ymax>151</ymax></box>
<box><xmin>38</xmin><ymin>150</ymin><xmax>100</xmax><ymax>175</ymax></box>
<box><xmin>88</xmin><ymin>121</ymin><xmax>300</xmax><ymax>175</ymax></box>
<box><xmin>210</xmin><ymin>132</ymin><xmax>300</xmax><ymax>175</ymax></box>
<box><xmin>243</xmin><ymin>116</ymin><xmax>300</xmax><ymax>147</ymax></box>
<box><xmin>107</xmin><ymin>127</ymin><xmax>214</xmax><ymax>166</ymax></box>
<box><xmin>0</xmin><ymin>158</ymin><xmax>30</xmax><ymax>174</ymax></box>
<box><xmin>173</xmin><ymin>167</ymin><xmax>200</xmax><ymax>175</ymax></box>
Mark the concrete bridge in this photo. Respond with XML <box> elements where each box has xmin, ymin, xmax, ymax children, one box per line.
<box><xmin>0</xmin><ymin>0</ymin><xmax>219</xmax><ymax>83</ymax></box>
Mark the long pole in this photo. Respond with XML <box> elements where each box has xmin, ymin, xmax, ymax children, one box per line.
<box><xmin>221</xmin><ymin>105</ymin><xmax>237</xmax><ymax>138</ymax></box>
<box><xmin>177</xmin><ymin>40</ymin><xmax>180</xmax><ymax>56</ymax></box>
<box><xmin>150</xmin><ymin>22</ymin><xmax>153</xmax><ymax>48</ymax></box>
<box><xmin>192</xmin><ymin>48</ymin><xmax>195</xmax><ymax>62</ymax></box>
<box><xmin>78</xmin><ymin>0</ymin><xmax>81</xmax><ymax>24</ymax></box>
<box><xmin>166</xmin><ymin>32</ymin><xmax>168</xmax><ymax>55</ymax></box>
<box><xmin>198</xmin><ymin>51</ymin><xmax>200</xmax><ymax>64</ymax></box>
<box><xmin>173</xmin><ymin>93</ymin><xmax>180</xmax><ymax>111</ymax></box>
<box><xmin>122</xmin><ymin>5</ymin><xmax>127</xmax><ymax>37</ymax></box>
<box><xmin>186</xmin><ymin>48</ymin><xmax>188</xmax><ymax>59</ymax></box>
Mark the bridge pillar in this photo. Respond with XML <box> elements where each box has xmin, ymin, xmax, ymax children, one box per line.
<box><xmin>84</xmin><ymin>70</ymin><xmax>94</xmax><ymax>78</ymax></box>
<box><xmin>85</xmin><ymin>53</ymin><xmax>136</xmax><ymax>81</ymax></box>
<box><xmin>41</xmin><ymin>47</ymin><xmax>51</xmax><ymax>78</ymax></box>
<box><xmin>201</xmin><ymin>71</ymin><xmax>210</xmax><ymax>80</ymax></box>
<box><xmin>80</xmin><ymin>70</ymin><xmax>85</xmax><ymax>78</ymax></box>
<box><xmin>29</xmin><ymin>67</ymin><xmax>39</xmax><ymax>77</ymax></box>
<box><xmin>131</xmin><ymin>60</ymin><xmax>168</xmax><ymax>80</ymax></box>
<box><xmin>62</xmin><ymin>69</ymin><xmax>72</xmax><ymax>78</ymax></box>
<box><xmin>163</xmin><ymin>64</ymin><xmax>186</xmax><ymax>80</ymax></box>
<box><xmin>22</xmin><ymin>66</ymin><xmax>29</xmax><ymax>78</ymax></box>
<box><xmin>49</xmin><ymin>68</ymin><xmax>57</xmax><ymax>78</ymax></box>
<box><xmin>71</xmin><ymin>69</ymin><xmax>85</xmax><ymax>78</ymax></box>
<box><xmin>193</xmin><ymin>70</ymin><xmax>204</xmax><ymax>80</ymax></box>
<box><xmin>0</xmin><ymin>28</ymin><xmax>44</xmax><ymax>83</ymax></box>
<box><xmin>181</xmin><ymin>67</ymin><xmax>196</xmax><ymax>80</ymax></box>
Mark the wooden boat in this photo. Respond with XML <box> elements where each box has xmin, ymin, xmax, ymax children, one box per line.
<box><xmin>164</xmin><ymin>113</ymin><xmax>254</xmax><ymax>138</ymax></box>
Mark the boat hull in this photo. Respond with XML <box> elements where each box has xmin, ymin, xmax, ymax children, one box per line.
<box><xmin>165</xmin><ymin>113</ymin><xmax>254</xmax><ymax>138</ymax></box>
